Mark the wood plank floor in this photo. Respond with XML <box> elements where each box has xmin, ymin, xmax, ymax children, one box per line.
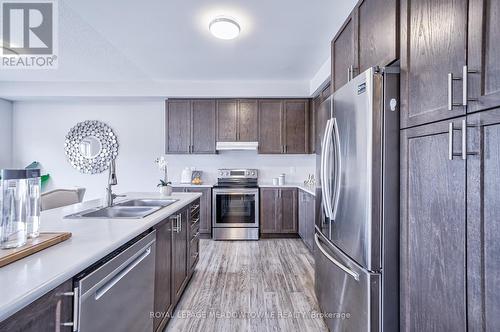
<box><xmin>165</xmin><ymin>239</ymin><xmax>328</xmax><ymax>332</ymax></box>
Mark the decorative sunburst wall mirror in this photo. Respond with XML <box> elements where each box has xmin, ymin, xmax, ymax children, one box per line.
<box><xmin>64</xmin><ymin>120</ymin><xmax>119</xmax><ymax>174</ymax></box>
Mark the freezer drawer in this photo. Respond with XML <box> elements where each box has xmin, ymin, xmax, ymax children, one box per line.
<box><xmin>314</xmin><ymin>232</ymin><xmax>380</xmax><ymax>332</ymax></box>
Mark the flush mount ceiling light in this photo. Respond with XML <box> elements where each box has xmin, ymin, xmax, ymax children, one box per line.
<box><xmin>209</xmin><ymin>16</ymin><xmax>240</xmax><ymax>40</ymax></box>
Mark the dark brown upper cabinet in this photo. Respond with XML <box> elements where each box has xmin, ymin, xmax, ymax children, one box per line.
<box><xmin>357</xmin><ymin>0</ymin><xmax>398</xmax><ymax>73</ymax></box>
<box><xmin>467</xmin><ymin>0</ymin><xmax>500</xmax><ymax>113</ymax></box>
<box><xmin>216</xmin><ymin>100</ymin><xmax>238</xmax><ymax>141</ymax></box>
<box><xmin>192</xmin><ymin>100</ymin><xmax>216</xmax><ymax>153</ymax></box>
<box><xmin>165</xmin><ymin>99</ymin><xmax>216</xmax><ymax>154</ymax></box>
<box><xmin>165</xmin><ymin>100</ymin><xmax>191</xmax><ymax>154</ymax></box>
<box><xmin>331</xmin><ymin>0</ymin><xmax>398</xmax><ymax>92</ymax></box>
<box><xmin>283</xmin><ymin>99</ymin><xmax>309</xmax><ymax>154</ymax></box>
<box><xmin>259</xmin><ymin>99</ymin><xmax>309</xmax><ymax>154</ymax></box>
<box><xmin>238</xmin><ymin>100</ymin><xmax>259</xmax><ymax>141</ymax></box>
<box><xmin>259</xmin><ymin>100</ymin><xmax>283</xmax><ymax>154</ymax></box>
<box><xmin>216</xmin><ymin>99</ymin><xmax>258</xmax><ymax>142</ymax></box>
<box><xmin>332</xmin><ymin>13</ymin><xmax>357</xmax><ymax>92</ymax></box>
<box><xmin>400</xmin><ymin>0</ymin><xmax>468</xmax><ymax>128</ymax></box>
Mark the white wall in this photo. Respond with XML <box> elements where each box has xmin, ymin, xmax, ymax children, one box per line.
<box><xmin>165</xmin><ymin>153</ymin><xmax>315</xmax><ymax>185</ymax></box>
<box><xmin>309</xmin><ymin>57</ymin><xmax>331</xmax><ymax>95</ymax></box>
<box><xmin>0</xmin><ymin>99</ymin><xmax>13</xmax><ymax>168</ymax></box>
<box><xmin>12</xmin><ymin>100</ymin><xmax>315</xmax><ymax>200</ymax></box>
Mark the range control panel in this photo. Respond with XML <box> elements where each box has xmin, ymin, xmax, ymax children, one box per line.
<box><xmin>217</xmin><ymin>168</ymin><xmax>258</xmax><ymax>179</ymax></box>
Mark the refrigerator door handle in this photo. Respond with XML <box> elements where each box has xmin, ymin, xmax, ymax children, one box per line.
<box><xmin>320</xmin><ymin>119</ymin><xmax>332</xmax><ymax>219</ymax></box>
<box><xmin>331</xmin><ymin>118</ymin><xmax>342</xmax><ymax>220</ymax></box>
<box><xmin>321</xmin><ymin>119</ymin><xmax>335</xmax><ymax>220</ymax></box>
<box><xmin>314</xmin><ymin>233</ymin><xmax>359</xmax><ymax>281</ymax></box>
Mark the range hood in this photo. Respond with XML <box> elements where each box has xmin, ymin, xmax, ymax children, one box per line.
<box><xmin>216</xmin><ymin>141</ymin><xmax>259</xmax><ymax>151</ymax></box>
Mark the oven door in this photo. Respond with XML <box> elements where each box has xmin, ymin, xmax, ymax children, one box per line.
<box><xmin>212</xmin><ymin>188</ymin><xmax>259</xmax><ymax>228</ymax></box>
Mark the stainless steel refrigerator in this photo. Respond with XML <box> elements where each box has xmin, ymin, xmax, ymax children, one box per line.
<box><xmin>315</xmin><ymin>67</ymin><xmax>399</xmax><ymax>331</ymax></box>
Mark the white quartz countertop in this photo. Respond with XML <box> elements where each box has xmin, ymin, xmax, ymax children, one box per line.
<box><xmin>258</xmin><ymin>183</ymin><xmax>316</xmax><ymax>196</ymax></box>
<box><xmin>0</xmin><ymin>192</ymin><xmax>201</xmax><ymax>322</ymax></box>
<box><xmin>171</xmin><ymin>182</ymin><xmax>316</xmax><ymax>196</ymax></box>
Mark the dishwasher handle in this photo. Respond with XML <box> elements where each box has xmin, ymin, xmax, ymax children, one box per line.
<box><xmin>94</xmin><ymin>246</ymin><xmax>152</xmax><ymax>300</ymax></box>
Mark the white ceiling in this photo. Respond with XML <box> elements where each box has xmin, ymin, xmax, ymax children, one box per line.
<box><xmin>0</xmin><ymin>0</ymin><xmax>356</xmax><ymax>99</ymax></box>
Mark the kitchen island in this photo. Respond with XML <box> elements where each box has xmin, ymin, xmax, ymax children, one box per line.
<box><xmin>0</xmin><ymin>192</ymin><xmax>201</xmax><ymax>329</ymax></box>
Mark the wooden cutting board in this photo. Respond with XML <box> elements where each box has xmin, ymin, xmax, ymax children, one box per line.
<box><xmin>0</xmin><ymin>232</ymin><xmax>72</xmax><ymax>268</ymax></box>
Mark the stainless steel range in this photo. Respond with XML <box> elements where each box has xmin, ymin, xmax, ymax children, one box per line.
<box><xmin>212</xmin><ymin>168</ymin><xmax>259</xmax><ymax>240</ymax></box>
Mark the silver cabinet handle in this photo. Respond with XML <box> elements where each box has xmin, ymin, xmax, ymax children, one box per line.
<box><xmin>449</xmin><ymin>120</ymin><xmax>467</xmax><ymax>160</ymax></box>
<box><xmin>448</xmin><ymin>72</ymin><xmax>462</xmax><ymax>111</ymax></box>
<box><xmin>449</xmin><ymin>122</ymin><xmax>456</xmax><ymax>160</ymax></box>
<box><xmin>461</xmin><ymin>119</ymin><xmax>467</xmax><ymax>160</ymax></box>
<box><xmin>462</xmin><ymin>65</ymin><xmax>479</xmax><ymax>106</ymax></box>
<box><xmin>347</xmin><ymin>66</ymin><xmax>351</xmax><ymax>82</ymax></box>
<box><xmin>59</xmin><ymin>288</ymin><xmax>79</xmax><ymax>331</ymax></box>
<box><xmin>171</xmin><ymin>214</ymin><xmax>181</xmax><ymax>232</ymax></box>
<box><xmin>177</xmin><ymin>214</ymin><xmax>182</xmax><ymax>233</ymax></box>
<box><xmin>314</xmin><ymin>234</ymin><xmax>359</xmax><ymax>281</ymax></box>
<box><xmin>95</xmin><ymin>247</ymin><xmax>152</xmax><ymax>301</ymax></box>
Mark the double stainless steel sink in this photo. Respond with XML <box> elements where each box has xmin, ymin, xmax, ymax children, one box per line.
<box><xmin>65</xmin><ymin>199</ymin><xmax>178</xmax><ymax>219</ymax></box>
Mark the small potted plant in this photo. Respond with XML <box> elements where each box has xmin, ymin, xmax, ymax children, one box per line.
<box><xmin>155</xmin><ymin>156</ymin><xmax>172</xmax><ymax>196</ymax></box>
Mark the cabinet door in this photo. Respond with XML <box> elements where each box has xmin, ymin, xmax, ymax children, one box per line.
<box><xmin>186</xmin><ymin>187</ymin><xmax>211</xmax><ymax>236</ymax></box>
<box><xmin>279</xmin><ymin>188</ymin><xmax>298</xmax><ymax>233</ymax></box>
<box><xmin>467</xmin><ymin>0</ymin><xmax>500</xmax><ymax>113</ymax></box>
<box><xmin>357</xmin><ymin>0</ymin><xmax>398</xmax><ymax>73</ymax></box>
<box><xmin>172</xmin><ymin>209</ymin><xmax>188</xmax><ymax>303</ymax></box>
<box><xmin>467</xmin><ymin>109</ymin><xmax>500</xmax><ymax>331</ymax></box>
<box><xmin>283</xmin><ymin>100</ymin><xmax>308</xmax><ymax>154</ymax></box>
<box><xmin>238</xmin><ymin>100</ymin><xmax>259</xmax><ymax>141</ymax></box>
<box><xmin>216</xmin><ymin>100</ymin><xmax>238</xmax><ymax>142</ymax></box>
<box><xmin>332</xmin><ymin>13</ymin><xmax>357</xmax><ymax>92</ymax></box>
<box><xmin>153</xmin><ymin>219</ymin><xmax>172</xmax><ymax>331</ymax></box>
<box><xmin>258</xmin><ymin>100</ymin><xmax>283</xmax><ymax>154</ymax></box>
<box><xmin>165</xmin><ymin>100</ymin><xmax>191</xmax><ymax>154</ymax></box>
<box><xmin>400</xmin><ymin>0</ymin><xmax>468</xmax><ymax>128</ymax></box>
<box><xmin>400</xmin><ymin>119</ymin><xmax>466</xmax><ymax>331</ymax></box>
<box><xmin>0</xmin><ymin>280</ymin><xmax>73</xmax><ymax>332</ymax></box>
<box><xmin>298</xmin><ymin>191</ymin><xmax>307</xmax><ymax>240</ymax></box>
<box><xmin>260</xmin><ymin>188</ymin><xmax>279</xmax><ymax>233</ymax></box>
<box><xmin>191</xmin><ymin>100</ymin><xmax>216</xmax><ymax>154</ymax></box>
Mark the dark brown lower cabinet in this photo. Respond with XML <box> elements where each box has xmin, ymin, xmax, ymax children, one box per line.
<box><xmin>172</xmin><ymin>208</ymin><xmax>188</xmax><ymax>304</ymax></box>
<box><xmin>153</xmin><ymin>199</ymin><xmax>200</xmax><ymax>332</ymax></box>
<box><xmin>173</xmin><ymin>187</ymin><xmax>211</xmax><ymax>238</ymax></box>
<box><xmin>298</xmin><ymin>189</ymin><xmax>315</xmax><ymax>251</ymax></box>
<box><xmin>153</xmin><ymin>218</ymin><xmax>173</xmax><ymax>332</ymax></box>
<box><xmin>185</xmin><ymin>188</ymin><xmax>211</xmax><ymax>237</ymax></box>
<box><xmin>260</xmin><ymin>187</ymin><xmax>297</xmax><ymax>235</ymax></box>
<box><xmin>0</xmin><ymin>280</ymin><xmax>73</xmax><ymax>332</ymax></box>
<box><xmin>400</xmin><ymin>118</ymin><xmax>467</xmax><ymax>331</ymax></box>
<box><xmin>467</xmin><ymin>108</ymin><xmax>500</xmax><ymax>331</ymax></box>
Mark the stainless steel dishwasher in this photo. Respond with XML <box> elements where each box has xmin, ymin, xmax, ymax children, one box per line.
<box><xmin>72</xmin><ymin>231</ymin><xmax>156</xmax><ymax>332</ymax></box>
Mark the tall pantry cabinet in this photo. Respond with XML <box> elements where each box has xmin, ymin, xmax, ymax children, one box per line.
<box><xmin>400</xmin><ymin>0</ymin><xmax>500</xmax><ymax>330</ymax></box>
